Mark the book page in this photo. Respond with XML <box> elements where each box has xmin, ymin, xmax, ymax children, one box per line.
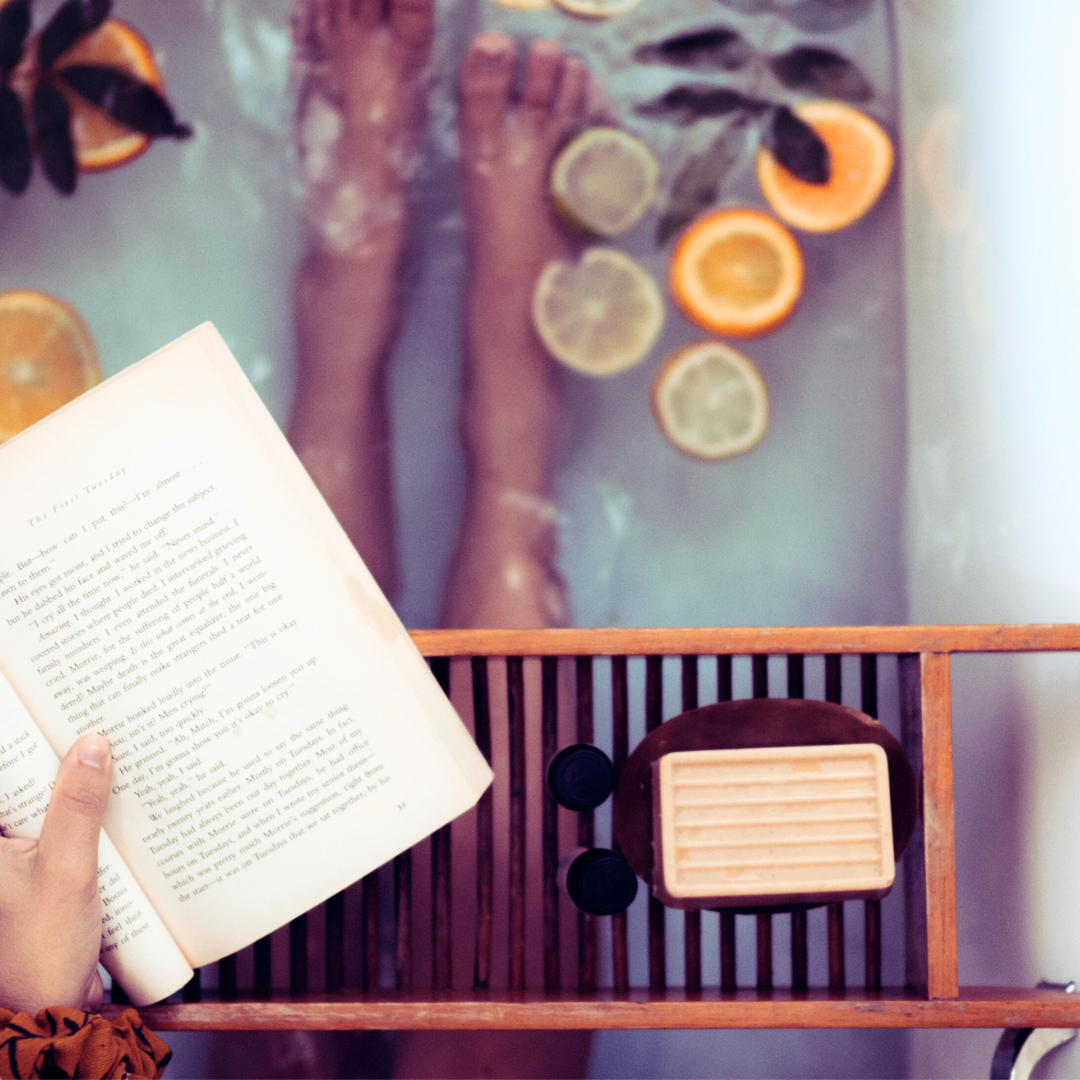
<box><xmin>0</xmin><ymin>325</ymin><xmax>492</xmax><ymax>968</ymax></box>
<box><xmin>0</xmin><ymin>673</ymin><xmax>193</xmax><ymax>1005</ymax></box>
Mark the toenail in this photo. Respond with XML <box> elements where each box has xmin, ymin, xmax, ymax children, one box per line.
<box><xmin>473</xmin><ymin>48</ymin><xmax>509</xmax><ymax>71</ymax></box>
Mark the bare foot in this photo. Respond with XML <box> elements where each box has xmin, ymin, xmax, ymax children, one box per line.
<box><xmin>440</xmin><ymin>34</ymin><xmax>597</xmax><ymax>630</ymax></box>
<box><xmin>288</xmin><ymin>0</ymin><xmax>435</xmax><ymax>597</ymax></box>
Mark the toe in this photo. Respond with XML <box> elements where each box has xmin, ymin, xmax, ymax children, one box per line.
<box><xmin>587</xmin><ymin>73</ymin><xmax>619</xmax><ymax>126</ymax></box>
<box><xmin>520</xmin><ymin>39</ymin><xmax>563</xmax><ymax>115</ymax></box>
<box><xmin>460</xmin><ymin>33</ymin><xmax>516</xmax><ymax>138</ymax></box>
<box><xmin>352</xmin><ymin>0</ymin><xmax>384</xmax><ymax>29</ymax></box>
<box><xmin>552</xmin><ymin>54</ymin><xmax>588</xmax><ymax>122</ymax></box>
<box><xmin>290</xmin><ymin>0</ymin><xmax>332</xmax><ymax>63</ymax></box>
<box><xmin>390</xmin><ymin>0</ymin><xmax>436</xmax><ymax>51</ymax></box>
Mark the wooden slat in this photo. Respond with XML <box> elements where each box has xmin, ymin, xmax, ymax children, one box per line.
<box><xmin>541</xmin><ymin>656</ymin><xmax>560</xmax><ymax>993</ymax></box>
<box><xmin>409</xmin><ymin>624</ymin><xmax>1080</xmax><ymax>658</ymax></box>
<box><xmin>290</xmin><ymin>916</ymin><xmax>308</xmax><ymax>994</ymax></box>
<box><xmin>900</xmin><ymin>652</ymin><xmax>959</xmax><ymax>999</ymax></box>
<box><xmin>471</xmin><ymin>656</ymin><xmax>493</xmax><ymax>992</ymax></box>
<box><xmin>363</xmin><ymin>871</ymin><xmax>380</xmax><ymax>992</ymax></box>
<box><xmin>684</xmin><ymin>911</ymin><xmax>702</xmax><ymax>995</ymax></box>
<box><xmin>681</xmin><ymin>655</ymin><xmax>699</xmax><ymax>711</ymax></box>
<box><xmin>325</xmin><ymin>892</ymin><xmax>344</xmax><ymax>993</ymax></box>
<box><xmin>825</xmin><ymin>655</ymin><xmax>842</xmax><ymax>705</ymax></box>
<box><xmin>218</xmin><ymin>956</ymin><xmax>237</xmax><ymax>1002</ymax></box>
<box><xmin>610</xmin><ymin>655</ymin><xmax>630</xmax><ymax>994</ymax></box>
<box><xmin>720</xmin><ymin>912</ymin><xmax>736</xmax><ymax>993</ymax></box>
<box><xmin>507</xmin><ymin>656</ymin><xmax>526</xmax><ymax>992</ymax></box>
<box><xmin>787</xmin><ymin>654</ymin><xmax>804</xmax><ymax>699</ymax></box>
<box><xmin>430</xmin><ymin>656</ymin><xmax>452</xmax><ymax>993</ymax></box>
<box><xmin>717</xmin><ymin>655</ymin><xmax>733</xmax><ymax>702</ymax></box>
<box><xmin>859</xmin><ymin>652</ymin><xmax>883</xmax><ymax>993</ymax></box>
<box><xmin>721</xmin><ymin>915</ymin><xmax>738</xmax><ymax>989</ymax></box>
<box><xmin>752</xmin><ymin>655</ymin><xmax>769</xmax><ymax>699</ymax></box>
<box><xmin>791</xmin><ymin>910</ymin><xmax>808</xmax><ymax>993</ymax></box>
<box><xmin>395</xmin><ymin>853</ymin><xmax>412</xmax><ymax>992</ymax></box>
<box><xmin>827</xmin><ymin>904</ymin><xmax>845</xmax><ymax>992</ymax></box>
<box><xmin>756</xmin><ymin>914</ymin><xmax>773</xmax><ymax>993</ymax></box>
<box><xmin>861</xmin><ymin>653</ymin><xmax>878</xmax><ymax>717</ymax></box>
<box><xmin>865</xmin><ymin>899</ymin><xmax>882</xmax><ymax>993</ymax></box>
<box><xmin>646</xmin><ymin>656</ymin><xmax>665</xmax><ymax>992</ymax></box>
<box><xmin>124</xmin><ymin>987</ymin><xmax>1080</xmax><ymax>1031</ymax></box>
<box><xmin>182</xmin><ymin>970</ymin><xmax>201</xmax><ymax>1003</ymax></box>
<box><xmin>254</xmin><ymin>936</ymin><xmax>272</xmax><ymax>997</ymax></box>
<box><xmin>681</xmin><ymin>655</ymin><xmax>701</xmax><ymax>995</ymax></box>
<box><xmin>576</xmin><ymin>656</ymin><xmax>597</xmax><ymax>994</ymax></box>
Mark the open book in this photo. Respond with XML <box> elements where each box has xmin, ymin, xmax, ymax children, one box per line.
<box><xmin>0</xmin><ymin>324</ymin><xmax>492</xmax><ymax>1005</ymax></box>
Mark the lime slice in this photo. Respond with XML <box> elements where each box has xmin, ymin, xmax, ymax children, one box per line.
<box><xmin>533</xmin><ymin>248</ymin><xmax>665</xmax><ymax>376</ymax></box>
<box><xmin>650</xmin><ymin>341</ymin><xmax>768</xmax><ymax>459</ymax></box>
<box><xmin>551</xmin><ymin>127</ymin><xmax>660</xmax><ymax>237</ymax></box>
<box><xmin>554</xmin><ymin>0</ymin><xmax>645</xmax><ymax>17</ymax></box>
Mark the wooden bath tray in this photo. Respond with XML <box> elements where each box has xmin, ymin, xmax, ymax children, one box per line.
<box><xmin>112</xmin><ymin>625</ymin><xmax>1080</xmax><ymax>1030</ymax></box>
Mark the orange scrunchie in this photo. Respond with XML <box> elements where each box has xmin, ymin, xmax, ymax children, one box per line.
<box><xmin>0</xmin><ymin>1007</ymin><xmax>171</xmax><ymax>1079</ymax></box>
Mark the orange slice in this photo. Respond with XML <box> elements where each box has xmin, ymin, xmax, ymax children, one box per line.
<box><xmin>670</xmin><ymin>209</ymin><xmax>803</xmax><ymax>337</ymax></box>
<box><xmin>13</xmin><ymin>19</ymin><xmax>164</xmax><ymax>172</ymax></box>
<box><xmin>756</xmin><ymin>100</ymin><xmax>894</xmax><ymax>233</ymax></box>
<box><xmin>651</xmin><ymin>341</ymin><xmax>768</xmax><ymax>461</ymax></box>
<box><xmin>0</xmin><ymin>290</ymin><xmax>101</xmax><ymax>442</ymax></box>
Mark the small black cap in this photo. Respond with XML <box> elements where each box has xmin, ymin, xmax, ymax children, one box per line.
<box><xmin>547</xmin><ymin>744</ymin><xmax>615</xmax><ymax>811</ymax></box>
<box><xmin>565</xmin><ymin>848</ymin><xmax>639</xmax><ymax>916</ymax></box>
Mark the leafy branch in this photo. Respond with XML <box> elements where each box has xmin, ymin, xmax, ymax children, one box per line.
<box><xmin>0</xmin><ymin>0</ymin><xmax>190</xmax><ymax>195</ymax></box>
<box><xmin>632</xmin><ymin>0</ymin><xmax>877</xmax><ymax>245</ymax></box>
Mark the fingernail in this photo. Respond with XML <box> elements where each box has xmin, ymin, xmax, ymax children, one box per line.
<box><xmin>78</xmin><ymin>734</ymin><xmax>110</xmax><ymax>770</ymax></box>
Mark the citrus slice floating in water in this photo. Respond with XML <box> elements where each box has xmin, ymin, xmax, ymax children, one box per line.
<box><xmin>551</xmin><ymin>126</ymin><xmax>660</xmax><ymax>238</ymax></box>
<box><xmin>756</xmin><ymin>100</ymin><xmax>894</xmax><ymax>232</ymax></box>
<box><xmin>18</xmin><ymin>18</ymin><xmax>165</xmax><ymax>172</ymax></box>
<box><xmin>0</xmin><ymin>290</ymin><xmax>101</xmax><ymax>442</ymax></box>
<box><xmin>553</xmin><ymin>0</ymin><xmax>646</xmax><ymax>16</ymax></box>
<box><xmin>486</xmin><ymin>0</ymin><xmax>553</xmax><ymax>10</ymax></box>
<box><xmin>651</xmin><ymin>341</ymin><xmax>768</xmax><ymax>460</ymax></box>
<box><xmin>670</xmin><ymin>208</ymin><xmax>803</xmax><ymax>337</ymax></box>
<box><xmin>533</xmin><ymin>248</ymin><xmax>664</xmax><ymax>376</ymax></box>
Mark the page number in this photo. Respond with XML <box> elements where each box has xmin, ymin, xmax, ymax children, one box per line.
<box><xmin>397</xmin><ymin>801</ymin><xmax>406</xmax><ymax>812</ymax></box>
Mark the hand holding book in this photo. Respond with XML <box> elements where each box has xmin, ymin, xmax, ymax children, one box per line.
<box><xmin>0</xmin><ymin>324</ymin><xmax>493</xmax><ymax>1004</ymax></box>
<box><xmin>0</xmin><ymin>733</ymin><xmax>112</xmax><ymax>1015</ymax></box>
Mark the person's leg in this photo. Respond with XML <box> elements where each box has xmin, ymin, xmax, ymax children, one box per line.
<box><xmin>225</xmin><ymin>3</ymin><xmax>434</xmax><ymax>1076</ymax></box>
<box><xmin>392</xmin><ymin>34</ymin><xmax>596</xmax><ymax>1080</ymax></box>
<box><xmin>439</xmin><ymin>32</ymin><xmax>596</xmax><ymax>631</ymax></box>
<box><xmin>288</xmin><ymin>0</ymin><xmax>435</xmax><ymax>599</ymax></box>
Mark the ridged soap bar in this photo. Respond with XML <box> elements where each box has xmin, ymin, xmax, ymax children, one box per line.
<box><xmin>652</xmin><ymin>744</ymin><xmax>895</xmax><ymax>909</ymax></box>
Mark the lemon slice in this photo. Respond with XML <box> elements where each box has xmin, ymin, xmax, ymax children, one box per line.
<box><xmin>651</xmin><ymin>341</ymin><xmax>768</xmax><ymax>460</ymax></box>
<box><xmin>670</xmin><ymin>208</ymin><xmax>803</xmax><ymax>337</ymax></box>
<box><xmin>756</xmin><ymin>100</ymin><xmax>894</xmax><ymax>233</ymax></box>
<box><xmin>554</xmin><ymin>0</ymin><xmax>645</xmax><ymax>16</ymax></box>
<box><xmin>533</xmin><ymin>248</ymin><xmax>664</xmax><ymax>376</ymax></box>
<box><xmin>551</xmin><ymin>127</ymin><xmax>660</xmax><ymax>238</ymax></box>
<box><xmin>0</xmin><ymin>291</ymin><xmax>101</xmax><ymax>442</ymax></box>
<box><xmin>486</xmin><ymin>0</ymin><xmax>552</xmax><ymax>10</ymax></box>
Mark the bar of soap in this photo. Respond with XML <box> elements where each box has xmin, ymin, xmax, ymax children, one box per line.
<box><xmin>652</xmin><ymin>744</ymin><xmax>895</xmax><ymax>909</ymax></box>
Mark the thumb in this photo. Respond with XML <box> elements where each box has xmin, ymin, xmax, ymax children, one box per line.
<box><xmin>36</xmin><ymin>734</ymin><xmax>111</xmax><ymax>892</ymax></box>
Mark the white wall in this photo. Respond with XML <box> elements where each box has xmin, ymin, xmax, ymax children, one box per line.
<box><xmin>900</xmin><ymin>1</ymin><xmax>1080</xmax><ymax>1074</ymax></box>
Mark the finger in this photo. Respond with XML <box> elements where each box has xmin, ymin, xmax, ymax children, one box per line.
<box><xmin>35</xmin><ymin>735</ymin><xmax>111</xmax><ymax>895</ymax></box>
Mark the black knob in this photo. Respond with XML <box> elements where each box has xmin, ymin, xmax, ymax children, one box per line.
<box><xmin>563</xmin><ymin>848</ymin><xmax>639</xmax><ymax>916</ymax></box>
<box><xmin>547</xmin><ymin>743</ymin><xmax>614</xmax><ymax>811</ymax></box>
